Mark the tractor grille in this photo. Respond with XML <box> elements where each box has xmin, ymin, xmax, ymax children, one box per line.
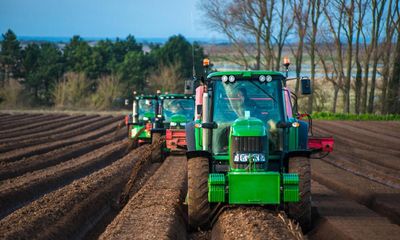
<box><xmin>231</xmin><ymin>136</ymin><xmax>266</xmax><ymax>169</ymax></box>
<box><xmin>232</xmin><ymin>136</ymin><xmax>263</xmax><ymax>152</ymax></box>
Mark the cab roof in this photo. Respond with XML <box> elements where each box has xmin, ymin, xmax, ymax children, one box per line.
<box><xmin>207</xmin><ymin>70</ymin><xmax>284</xmax><ymax>79</ymax></box>
<box><xmin>159</xmin><ymin>93</ymin><xmax>194</xmax><ymax>99</ymax></box>
<box><xmin>134</xmin><ymin>95</ymin><xmax>157</xmax><ymax>100</ymax></box>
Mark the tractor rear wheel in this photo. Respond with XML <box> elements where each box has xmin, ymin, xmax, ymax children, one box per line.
<box><xmin>287</xmin><ymin>156</ymin><xmax>312</xmax><ymax>232</ymax></box>
<box><xmin>188</xmin><ymin>156</ymin><xmax>210</xmax><ymax>230</ymax></box>
<box><xmin>151</xmin><ymin>132</ymin><xmax>163</xmax><ymax>162</ymax></box>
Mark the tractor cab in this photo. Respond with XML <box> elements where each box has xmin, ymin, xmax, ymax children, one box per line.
<box><xmin>125</xmin><ymin>94</ymin><xmax>161</xmax><ymax>145</ymax></box>
<box><xmin>159</xmin><ymin>94</ymin><xmax>195</xmax><ymax>153</ymax></box>
<box><xmin>186</xmin><ymin>60</ymin><xmax>334</xmax><ymax>232</ymax></box>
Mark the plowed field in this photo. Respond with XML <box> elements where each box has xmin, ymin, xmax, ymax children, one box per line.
<box><xmin>0</xmin><ymin>113</ymin><xmax>398</xmax><ymax>239</ymax></box>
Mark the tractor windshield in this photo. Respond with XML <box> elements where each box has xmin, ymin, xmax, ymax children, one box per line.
<box><xmin>162</xmin><ymin>98</ymin><xmax>195</xmax><ymax>122</ymax></box>
<box><xmin>212</xmin><ymin>79</ymin><xmax>284</xmax><ymax>154</ymax></box>
<box><xmin>138</xmin><ymin>99</ymin><xmax>157</xmax><ymax>121</ymax></box>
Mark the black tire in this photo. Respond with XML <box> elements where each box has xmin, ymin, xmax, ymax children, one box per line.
<box><xmin>287</xmin><ymin>156</ymin><xmax>312</xmax><ymax>232</ymax></box>
<box><xmin>151</xmin><ymin>132</ymin><xmax>163</xmax><ymax>162</ymax></box>
<box><xmin>188</xmin><ymin>156</ymin><xmax>210</xmax><ymax>230</ymax></box>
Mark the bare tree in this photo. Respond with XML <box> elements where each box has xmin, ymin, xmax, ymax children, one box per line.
<box><xmin>354</xmin><ymin>0</ymin><xmax>368</xmax><ymax>114</ymax></box>
<box><xmin>342</xmin><ymin>0</ymin><xmax>355</xmax><ymax>113</ymax></box>
<box><xmin>261</xmin><ymin>0</ymin><xmax>276</xmax><ymax>69</ymax></box>
<box><xmin>273</xmin><ymin>0</ymin><xmax>295</xmax><ymax>71</ymax></box>
<box><xmin>387</xmin><ymin>1</ymin><xmax>400</xmax><ymax>113</ymax></box>
<box><xmin>380</xmin><ymin>0</ymin><xmax>398</xmax><ymax>113</ymax></box>
<box><xmin>323</xmin><ymin>1</ymin><xmax>346</xmax><ymax>111</ymax></box>
<box><xmin>307</xmin><ymin>0</ymin><xmax>324</xmax><ymax>113</ymax></box>
<box><xmin>234</xmin><ymin>0</ymin><xmax>266</xmax><ymax>69</ymax></box>
<box><xmin>201</xmin><ymin>0</ymin><xmax>294</xmax><ymax>71</ymax></box>
<box><xmin>290</xmin><ymin>0</ymin><xmax>311</xmax><ymax>94</ymax></box>
<box><xmin>316</xmin><ymin>42</ymin><xmax>344</xmax><ymax>112</ymax></box>
<box><xmin>367</xmin><ymin>0</ymin><xmax>387</xmax><ymax>113</ymax></box>
<box><xmin>200</xmin><ymin>0</ymin><xmax>252</xmax><ymax>68</ymax></box>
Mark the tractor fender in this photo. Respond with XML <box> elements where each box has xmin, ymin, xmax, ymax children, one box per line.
<box><xmin>186</xmin><ymin>150</ymin><xmax>211</xmax><ymax>161</ymax></box>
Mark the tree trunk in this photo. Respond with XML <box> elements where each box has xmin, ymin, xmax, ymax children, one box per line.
<box><xmin>361</xmin><ymin>61</ymin><xmax>370</xmax><ymax>113</ymax></box>
<box><xmin>332</xmin><ymin>84</ymin><xmax>340</xmax><ymax>113</ymax></box>
<box><xmin>387</xmin><ymin>33</ymin><xmax>400</xmax><ymax>113</ymax></box>
<box><xmin>295</xmin><ymin>37</ymin><xmax>304</xmax><ymax>94</ymax></box>
<box><xmin>255</xmin><ymin>35</ymin><xmax>261</xmax><ymax>70</ymax></box>
<box><xmin>368</xmin><ymin>55</ymin><xmax>378</xmax><ymax>113</ymax></box>
<box><xmin>344</xmin><ymin>44</ymin><xmax>353</xmax><ymax>113</ymax></box>
<box><xmin>355</xmin><ymin>62</ymin><xmax>362</xmax><ymax>114</ymax></box>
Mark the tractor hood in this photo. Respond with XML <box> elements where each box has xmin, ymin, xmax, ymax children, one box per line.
<box><xmin>231</xmin><ymin>117</ymin><xmax>268</xmax><ymax>137</ymax></box>
<box><xmin>142</xmin><ymin>112</ymin><xmax>155</xmax><ymax>120</ymax></box>
<box><xmin>170</xmin><ymin>114</ymin><xmax>187</xmax><ymax>123</ymax></box>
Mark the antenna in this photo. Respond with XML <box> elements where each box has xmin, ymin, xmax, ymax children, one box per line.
<box><xmin>192</xmin><ymin>42</ymin><xmax>196</xmax><ymax>79</ymax></box>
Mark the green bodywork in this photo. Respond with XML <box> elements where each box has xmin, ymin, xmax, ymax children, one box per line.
<box><xmin>128</xmin><ymin>95</ymin><xmax>158</xmax><ymax>141</ymax></box>
<box><xmin>231</xmin><ymin>118</ymin><xmax>268</xmax><ymax>137</ymax></box>
<box><xmin>170</xmin><ymin>114</ymin><xmax>187</xmax><ymax>123</ymax></box>
<box><xmin>194</xmin><ymin>70</ymin><xmax>302</xmax><ymax>205</ymax></box>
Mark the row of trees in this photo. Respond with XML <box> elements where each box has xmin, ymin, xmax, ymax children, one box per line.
<box><xmin>0</xmin><ymin>29</ymin><xmax>206</xmax><ymax>107</ymax></box>
<box><xmin>201</xmin><ymin>0</ymin><xmax>400</xmax><ymax>114</ymax></box>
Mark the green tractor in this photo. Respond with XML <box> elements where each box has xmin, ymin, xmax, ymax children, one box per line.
<box><xmin>186</xmin><ymin>62</ymin><xmax>333</xmax><ymax>231</ymax></box>
<box><xmin>125</xmin><ymin>93</ymin><xmax>164</xmax><ymax>150</ymax></box>
<box><xmin>159</xmin><ymin>93</ymin><xmax>195</xmax><ymax>153</ymax></box>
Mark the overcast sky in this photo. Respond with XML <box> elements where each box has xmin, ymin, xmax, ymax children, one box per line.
<box><xmin>0</xmin><ymin>0</ymin><xmax>221</xmax><ymax>39</ymax></box>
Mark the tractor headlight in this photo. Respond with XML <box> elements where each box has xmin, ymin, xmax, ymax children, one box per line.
<box><xmin>143</xmin><ymin>117</ymin><xmax>149</xmax><ymax>121</ymax></box>
<box><xmin>170</xmin><ymin>122</ymin><xmax>177</xmax><ymax>127</ymax></box>
<box><xmin>180</xmin><ymin>122</ymin><xmax>186</xmax><ymax>127</ymax></box>
<box><xmin>233</xmin><ymin>153</ymin><xmax>266</xmax><ymax>163</ymax></box>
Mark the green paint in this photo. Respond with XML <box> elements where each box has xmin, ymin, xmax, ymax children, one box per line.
<box><xmin>288</xmin><ymin>127</ymin><xmax>298</xmax><ymax>151</ymax></box>
<box><xmin>213</xmin><ymin>155</ymin><xmax>229</xmax><ymax>161</ymax></box>
<box><xmin>283</xmin><ymin>173</ymin><xmax>299</xmax><ymax>202</ymax></box>
<box><xmin>231</xmin><ymin>117</ymin><xmax>267</xmax><ymax>137</ymax></box>
<box><xmin>208</xmin><ymin>173</ymin><xmax>226</xmax><ymax>202</ymax></box>
<box><xmin>130</xmin><ymin>125</ymin><xmax>151</xmax><ymax>139</ymax></box>
<box><xmin>194</xmin><ymin>119</ymin><xmax>202</xmax><ymax>150</ymax></box>
<box><xmin>228</xmin><ymin>172</ymin><xmax>280</xmax><ymax>204</ymax></box>
<box><xmin>170</xmin><ymin>114</ymin><xmax>187</xmax><ymax>123</ymax></box>
<box><xmin>142</xmin><ymin>112</ymin><xmax>155</xmax><ymax>119</ymax></box>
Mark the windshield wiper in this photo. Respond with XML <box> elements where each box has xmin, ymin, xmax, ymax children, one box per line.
<box><xmin>248</xmin><ymin>81</ymin><xmax>277</xmax><ymax>103</ymax></box>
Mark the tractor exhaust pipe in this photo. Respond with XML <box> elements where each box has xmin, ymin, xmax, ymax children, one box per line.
<box><xmin>132</xmin><ymin>100</ymin><xmax>138</xmax><ymax>124</ymax></box>
<box><xmin>202</xmin><ymin>92</ymin><xmax>210</xmax><ymax>151</ymax></box>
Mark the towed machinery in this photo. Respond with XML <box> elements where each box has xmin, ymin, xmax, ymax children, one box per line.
<box><xmin>159</xmin><ymin>94</ymin><xmax>195</xmax><ymax>153</ymax></box>
<box><xmin>186</xmin><ymin>59</ymin><xmax>334</xmax><ymax>231</ymax></box>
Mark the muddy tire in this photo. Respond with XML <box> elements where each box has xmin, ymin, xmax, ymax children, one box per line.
<box><xmin>151</xmin><ymin>132</ymin><xmax>162</xmax><ymax>162</ymax></box>
<box><xmin>188</xmin><ymin>156</ymin><xmax>210</xmax><ymax>230</ymax></box>
<box><xmin>287</xmin><ymin>156</ymin><xmax>312</xmax><ymax>232</ymax></box>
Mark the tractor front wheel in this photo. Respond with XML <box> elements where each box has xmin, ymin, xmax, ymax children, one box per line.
<box><xmin>287</xmin><ymin>156</ymin><xmax>312</xmax><ymax>232</ymax></box>
<box><xmin>188</xmin><ymin>156</ymin><xmax>210</xmax><ymax>230</ymax></box>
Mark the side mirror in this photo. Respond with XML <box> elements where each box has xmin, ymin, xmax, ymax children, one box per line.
<box><xmin>124</xmin><ymin>99</ymin><xmax>129</xmax><ymax>106</ymax></box>
<box><xmin>301</xmin><ymin>78</ymin><xmax>311</xmax><ymax>95</ymax></box>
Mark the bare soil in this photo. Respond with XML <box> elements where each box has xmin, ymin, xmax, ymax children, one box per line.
<box><xmin>211</xmin><ymin>207</ymin><xmax>303</xmax><ymax>240</ymax></box>
<box><xmin>99</xmin><ymin>156</ymin><xmax>188</xmax><ymax>240</ymax></box>
<box><xmin>0</xmin><ymin>113</ymin><xmax>399</xmax><ymax>240</ymax></box>
<box><xmin>309</xmin><ymin>181</ymin><xmax>400</xmax><ymax>240</ymax></box>
<box><xmin>0</xmin><ymin>117</ymin><xmax>122</xmax><ymax>163</ymax></box>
